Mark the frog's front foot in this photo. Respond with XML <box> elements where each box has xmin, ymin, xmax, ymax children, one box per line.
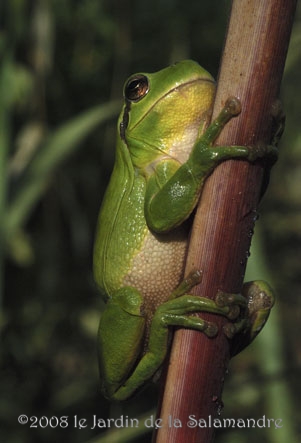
<box><xmin>243</xmin><ymin>99</ymin><xmax>284</xmax><ymax>165</ymax></box>
<box><xmin>246</xmin><ymin>143</ymin><xmax>278</xmax><ymax>164</ymax></box>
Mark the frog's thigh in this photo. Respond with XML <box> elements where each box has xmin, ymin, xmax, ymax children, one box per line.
<box><xmin>98</xmin><ymin>287</ymin><xmax>145</xmax><ymax>388</ymax></box>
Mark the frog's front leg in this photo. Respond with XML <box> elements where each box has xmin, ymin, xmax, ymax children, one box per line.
<box><xmin>145</xmin><ymin>98</ymin><xmax>278</xmax><ymax>233</ymax></box>
<box><xmin>98</xmin><ymin>278</ymin><xmax>248</xmax><ymax>401</ymax></box>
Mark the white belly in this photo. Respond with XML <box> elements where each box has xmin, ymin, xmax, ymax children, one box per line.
<box><xmin>123</xmin><ymin>225</ymin><xmax>189</xmax><ymax>319</ymax></box>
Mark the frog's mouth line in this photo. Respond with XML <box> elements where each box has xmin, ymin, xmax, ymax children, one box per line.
<box><xmin>119</xmin><ymin>77</ymin><xmax>215</xmax><ymax>144</ymax></box>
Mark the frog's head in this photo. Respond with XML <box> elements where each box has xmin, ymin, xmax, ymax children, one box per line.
<box><xmin>118</xmin><ymin>60</ymin><xmax>216</xmax><ymax>168</ymax></box>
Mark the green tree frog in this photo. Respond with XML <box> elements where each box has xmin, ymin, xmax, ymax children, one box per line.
<box><xmin>93</xmin><ymin>60</ymin><xmax>275</xmax><ymax>401</ymax></box>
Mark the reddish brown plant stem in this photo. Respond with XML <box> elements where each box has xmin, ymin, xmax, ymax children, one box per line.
<box><xmin>154</xmin><ymin>1</ymin><xmax>297</xmax><ymax>442</ymax></box>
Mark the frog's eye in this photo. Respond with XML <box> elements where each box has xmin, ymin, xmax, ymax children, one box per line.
<box><xmin>124</xmin><ymin>75</ymin><xmax>149</xmax><ymax>102</ymax></box>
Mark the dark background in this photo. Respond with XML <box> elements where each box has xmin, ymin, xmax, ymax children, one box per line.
<box><xmin>1</xmin><ymin>1</ymin><xmax>300</xmax><ymax>442</ymax></box>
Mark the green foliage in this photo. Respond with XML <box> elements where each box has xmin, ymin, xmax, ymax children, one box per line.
<box><xmin>0</xmin><ymin>1</ymin><xmax>300</xmax><ymax>442</ymax></box>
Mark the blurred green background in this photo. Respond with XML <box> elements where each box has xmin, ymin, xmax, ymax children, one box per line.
<box><xmin>1</xmin><ymin>1</ymin><xmax>300</xmax><ymax>442</ymax></box>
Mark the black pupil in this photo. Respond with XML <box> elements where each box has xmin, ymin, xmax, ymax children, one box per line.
<box><xmin>129</xmin><ymin>80</ymin><xmax>140</xmax><ymax>93</ymax></box>
<box><xmin>125</xmin><ymin>75</ymin><xmax>148</xmax><ymax>101</ymax></box>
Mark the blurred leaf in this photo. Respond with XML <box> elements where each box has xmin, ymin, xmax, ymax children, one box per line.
<box><xmin>5</xmin><ymin>100</ymin><xmax>120</xmax><ymax>239</ymax></box>
<box><xmin>6</xmin><ymin>228</ymin><xmax>34</xmax><ymax>266</ymax></box>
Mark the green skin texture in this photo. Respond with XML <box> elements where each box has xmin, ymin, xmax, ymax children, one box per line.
<box><xmin>93</xmin><ymin>60</ymin><xmax>274</xmax><ymax>401</ymax></box>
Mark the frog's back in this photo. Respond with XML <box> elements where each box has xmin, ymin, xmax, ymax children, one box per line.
<box><xmin>93</xmin><ymin>156</ymin><xmax>147</xmax><ymax>295</ymax></box>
